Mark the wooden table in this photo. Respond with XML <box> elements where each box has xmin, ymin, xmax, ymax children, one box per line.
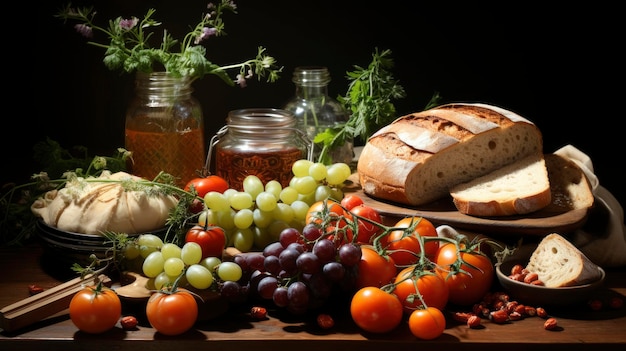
<box><xmin>1</xmin><ymin>242</ymin><xmax>625</xmax><ymax>351</ymax></box>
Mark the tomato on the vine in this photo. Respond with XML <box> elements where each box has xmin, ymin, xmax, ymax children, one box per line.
<box><xmin>393</xmin><ymin>267</ymin><xmax>449</xmax><ymax>313</ymax></box>
<box><xmin>434</xmin><ymin>241</ymin><xmax>494</xmax><ymax>306</ymax></box>
<box><xmin>408</xmin><ymin>307</ymin><xmax>446</xmax><ymax>340</ymax></box>
<box><xmin>349</xmin><ymin>205</ymin><xmax>383</xmax><ymax>244</ymax></box>
<box><xmin>384</xmin><ymin>216</ymin><xmax>439</xmax><ymax>266</ymax></box>
<box><xmin>350</xmin><ymin>286</ymin><xmax>404</xmax><ymax>333</ymax></box>
<box><xmin>355</xmin><ymin>246</ymin><xmax>397</xmax><ymax>289</ymax></box>
<box><xmin>69</xmin><ymin>283</ymin><xmax>122</xmax><ymax>334</ymax></box>
<box><xmin>305</xmin><ymin>199</ymin><xmax>345</xmax><ymax>225</ymax></box>
<box><xmin>184</xmin><ymin>175</ymin><xmax>229</xmax><ymax>198</ymax></box>
<box><xmin>185</xmin><ymin>225</ymin><xmax>227</xmax><ymax>259</ymax></box>
<box><xmin>340</xmin><ymin>194</ymin><xmax>364</xmax><ymax>211</ymax></box>
<box><xmin>146</xmin><ymin>288</ymin><xmax>198</xmax><ymax>336</ymax></box>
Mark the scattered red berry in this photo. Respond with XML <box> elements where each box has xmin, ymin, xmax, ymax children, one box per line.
<box><xmin>28</xmin><ymin>284</ymin><xmax>44</xmax><ymax>295</ymax></box>
<box><xmin>609</xmin><ymin>297</ymin><xmax>624</xmax><ymax>309</ymax></box>
<box><xmin>250</xmin><ymin>306</ymin><xmax>268</xmax><ymax>320</ymax></box>
<box><xmin>317</xmin><ymin>314</ymin><xmax>334</xmax><ymax>329</ymax></box>
<box><xmin>120</xmin><ymin>316</ymin><xmax>138</xmax><ymax>330</ymax></box>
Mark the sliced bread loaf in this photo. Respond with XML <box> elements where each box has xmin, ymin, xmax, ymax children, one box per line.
<box><xmin>543</xmin><ymin>153</ymin><xmax>594</xmax><ymax>212</ymax></box>
<box><xmin>449</xmin><ymin>153</ymin><xmax>551</xmax><ymax>216</ymax></box>
<box><xmin>525</xmin><ymin>233</ymin><xmax>603</xmax><ymax>287</ymax></box>
<box><xmin>357</xmin><ymin>103</ymin><xmax>543</xmax><ymax>206</ymax></box>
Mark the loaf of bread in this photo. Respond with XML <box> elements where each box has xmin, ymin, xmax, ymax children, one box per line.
<box><xmin>525</xmin><ymin>233</ymin><xmax>603</xmax><ymax>287</ymax></box>
<box><xmin>357</xmin><ymin>103</ymin><xmax>543</xmax><ymax>206</ymax></box>
<box><xmin>31</xmin><ymin>171</ymin><xmax>178</xmax><ymax>235</ymax></box>
<box><xmin>450</xmin><ymin>153</ymin><xmax>551</xmax><ymax>216</ymax></box>
<box><xmin>542</xmin><ymin>153</ymin><xmax>595</xmax><ymax>212</ymax></box>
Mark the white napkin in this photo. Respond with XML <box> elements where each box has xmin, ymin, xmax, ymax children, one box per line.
<box><xmin>554</xmin><ymin>145</ymin><xmax>626</xmax><ymax>267</ymax></box>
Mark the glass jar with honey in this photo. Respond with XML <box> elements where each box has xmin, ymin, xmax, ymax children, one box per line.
<box><xmin>207</xmin><ymin>108</ymin><xmax>311</xmax><ymax>191</ymax></box>
<box><xmin>125</xmin><ymin>72</ymin><xmax>205</xmax><ymax>187</ymax></box>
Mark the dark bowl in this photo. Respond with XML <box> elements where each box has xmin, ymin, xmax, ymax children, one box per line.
<box><xmin>495</xmin><ymin>244</ymin><xmax>605</xmax><ymax>307</ymax></box>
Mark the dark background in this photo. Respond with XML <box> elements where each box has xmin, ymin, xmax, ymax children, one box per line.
<box><xmin>11</xmin><ymin>0</ymin><xmax>623</xmax><ymax>205</ymax></box>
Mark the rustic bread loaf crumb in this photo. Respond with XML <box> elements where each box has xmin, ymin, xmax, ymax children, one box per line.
<box><xmin>450</xmin><ymin>153</ymin><xmax>551</xmax><ymax>216</ymax></box>
<box><xmin>525</xmin><ymin>233</ymin><xmax>603</xmax><ymax>287</ymax></box>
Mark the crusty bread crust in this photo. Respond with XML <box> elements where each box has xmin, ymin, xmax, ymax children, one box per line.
<box><xmin>526</xmin><ymin>233</ymin><xmax>603</xmax><ymax>287</ymax></box>
<box><xmin>357</xmin><ymin>103</ymin><xmax>543</xmax><ymax>206</ymax></box>
<box><xmin>543</xmin><ymin>153</ymin><xmax>594</xmax><ymax>212</ymax></box>
<box><xmin>450</xmin><ymin>153</ymin><xmax>551</xmax><ymax>216</ymax></box>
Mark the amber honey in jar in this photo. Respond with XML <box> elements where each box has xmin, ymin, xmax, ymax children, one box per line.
<box><xmin>210</xmin><ymin>108</ymin><xmax>310</xmax><ymax>191</ymax></box>
<box><xmin>125</xmin><ymin>72</ymin><xmax>205</xmax><ymax>187</ymax></box>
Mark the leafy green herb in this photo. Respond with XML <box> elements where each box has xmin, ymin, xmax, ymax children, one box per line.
<box><xmin>315</xmin><ymin>48</ymin><xmax>441</xmax><ymax>164</ymax></box>
<box><xmin>56</xmin><ymin>0</ymin><xmax>282</xmax><ymax>85</ymax></box>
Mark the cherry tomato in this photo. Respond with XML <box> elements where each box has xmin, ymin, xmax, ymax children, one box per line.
<box><xmin>185</xmin><ymin>225</ymin><xmax>227</xmax><ymax>259</ymax></box>
<box><xmin>393</xmin><ymin>267</ymin><xmax>449</xmax><ymax>314</ymax></box>
<box><xmin>146</xmin><ymin>289</ymin><xmax>198</xmax><ymax>336</ymax></box>
<box><xmin>384</xmin><ymin>217</ymin><xmax>439</xmax><ymax>266</ymax></box>
<box><xmin>305</xmin><ymin>199</ymin><xmax>345</xmax><ymax>225</ymax></box>
<box><xmin>408</xmin><ymin>307</ymin><xmax>446</xmax><ymax>340</ymax></box>
<box><xmin>340</xmin><ymin>194</ymin><xmax>364</xmax><ymax>211</ymax></box>
<box><xmin>184</xmin><ymin>175</ymin><xmax>229</xmax><ymax>198</ymax></box>
<box><xmin>355</xmin><ymin>246</ymin><xmax>397</xmax><ymax>289</ymax></box>
<box><xmin>435</xmin><ymin>242</ymin><xmax>494</xmax><ymax>306</ymax></box>
<box><xmin>349</xmin><ymin>205</ymin><xmax>383</xmax><ymax>244</ymax></box>
<box><xmin>350</xmin><ymin>287</ymin><xmax>403</xmax><ymax>333</ymax></box>
<box><xmin>69</xmin><ymin>283</ymin><xmax>122</xmax><ymax>334</ymax></box>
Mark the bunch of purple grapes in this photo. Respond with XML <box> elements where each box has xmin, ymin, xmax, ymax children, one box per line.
<box><xmin>239</xmin><ymin>223</ymin><xmax>362</xmax><ymax>314</ymax></box>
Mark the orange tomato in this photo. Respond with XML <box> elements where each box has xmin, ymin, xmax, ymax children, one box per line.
<box><xmin>350</xmin><ymin>286</ymin><xmax>404</xmax><ymax>333</ymax></box>
<box><xmin>356</xmin><ymin>246</ymin><xmax>397</xmax><ymax>289</ymax></box>
<box><xmin>69</xmin><ymin>283</ymin><xmax>122</xmax><ymax>334</ymax></box>
<box><xmin>146</xmin><ymin>289</ymin><xmax>198</xmax><ymax>336</ymax></box>
<box><xmin>408</xmin><ymin>307</ymin><xmax>446</xmax><ymax>340</ymax></box>
<box><xmin>393</xmin><ymin>267</ymin><xmax>449</xmax><ymax>314</ymax></box>
<box><xmin>385</xmin><ymin>217</ymin><xmax>439</xmax><ymax>266</ymax></box>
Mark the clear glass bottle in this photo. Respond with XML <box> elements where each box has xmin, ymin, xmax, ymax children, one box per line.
<box><xmin>208</xmin><ymin>108</ymin><xmax>310</xmax><ymax>191</ymax></box>
<box><xmin>283</xmin><ymin>66</ymin><xmax>354</xmax><ymax>165</ymax></box>
<box><xmin>125</xmin><ymin>72</ymin><xmax>205</xmax><ymax>187</ymax></box>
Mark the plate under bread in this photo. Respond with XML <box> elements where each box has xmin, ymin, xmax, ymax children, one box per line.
<box><xmin>344</xmin><ymin>178</ymin><xmax>592</xmax><ymax>236</ymax></box>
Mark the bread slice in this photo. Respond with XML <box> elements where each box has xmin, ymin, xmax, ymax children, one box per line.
<box><xmin>357</xmin><ymin>103</ymin><xmax>543</xmax><ymax>206</ymax></box>
<box><xmin>525</xmin><ymin>233</ymin><xmax>603</xmax><ymax>287</ymax></box>
<box><xmin>542</xmin><ymin>153</ymin><xmax>594</xmax><ymax>212</ymax></box>
<box><xmin>449</xmin><ymin>153</ymin><xmax>551</xmax><ymax>216</ymax></box>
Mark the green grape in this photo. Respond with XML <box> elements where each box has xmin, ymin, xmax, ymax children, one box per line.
<box><xmin>229</xmin><ymin>191</ymin><xmax>253</xmax><ymax>210</ymax></box>
<box><xmin>256</xmin><ymin>191</ymin><xmax>278</xmax><ymax>212</ymax></box>
<box><xmin>314</xmin><ymin>184</ymin><xmax>333</xmax><ymax>202</ymax></box>
<box><xmin>215</xmin><ymin>208</ymin><xmax>236</xmax><ymax>230</ymax></box>
<box><xmin>137</xmin><ymin>234</ymin><xmax>164</xmax><ymax>258</ymax></box>
<box><xmin>160</xmin><ymin>243</ymin><xmax>182</xmax><ymax>260</ymax></box>
<box><xmin>290</xmin><ymin>200</ymin><xmax>310</xmax><ymax>221</ymax></box>
<box><xmin>234</xmin><ymin>208</ymin><xmax>254</xmax><ymax>229</ymax></box>
<box><xmin>232</xmin><ymin>228</ymin><xmax>254</xmax><ymax>252</ymax></box>
<box><xmin>142</xmin><ymin>251</ymin><xmax>165</xmax><ymax>278</ymax></box>
<box><xmin>309</xmin><ymin>162</ymin><xmax>328</xmax><ymax>181</ymax></box>
<box><xmin>217</xmin><ymin>261</ymin><xmax>243</xmax><ymax>282</ymax></box>
<box><xmin>279</xmin><ymin>186</ymin><xmax>299</xmax><ymax>204</ymax></box>
<box><xmin>123</xmin><ymin>243</ymin><xmax>140</xmax><ymax>260</ymax></box>
<box><xmin>294</xmin><ymin>175</ymin><xmax>318</xmax><ymax>194</ymax></box>
<box><xmin>201</xmin><ymin>256</ymin><xmax>222</xmax><ymax>271</ymax></box>
<box><xmin>198</xmin><ymin>208</ymin><xmax>219</xmax><ymax>227</ymax></box>
<box><xmin>163</xmin><ymin>257</ymin><xmax>185</xmax><ymax>276</ymax></box>
<box><xmin>330</xmin><ymin>186</ymin><xmax>344</xmax><ymax>201</ymax></box>
<box><xmin>253</xmin><ymin>226</ymin><xmax>273</xmax><ymax>249</ymax></box>
<box><xmin>243</xmin><ymin>175</ymin><xmax>264</xmax><ymax>199</ymax></box>
<box><xmin>326</xmin><ymin>163</ymin><xmax>351</xmax><ymax>185</ymax></box>
<box><xmin>154</xmin><ymin>272</ymin><xmax>173</xmax><ymax>290</ymax></box>
<box><xmin>204</xmin><ymin>191</ymin><xmax>230</xmax><ymax>212</ymax></box>
<box><xmin>181</xmin><ymin>241</ymin><xmax>203</xmax><ymax>265</ymax></box>
<box><xmin>297</xmin><ymin>191</ymin><xmax>316</xmax><ymax>206</ymax></box>
<box><xmin>265</xmin><ymin>180</ymin><xmax>282</xmax><ymax>198</ymax></box>
<box><xmin>292</xmin><ymin>159</ymin><xmax>313</xmax><ymax>177</ymax></box>
<box><xmin>186</xmin><ymin>264</ymin><xmax>214</xmax><ymax>290</ymax></box>
<box><xmin>267</xmin><ymin>220</ymin><xmax>290</xmax><ymax>241</ymax></box>
<box><xmin>223</xmin><ymin>188</ymin><xmax>238</xmax><ymax>200</ymax></box>
<box><xmin>273</xmin><ymin>203</ymin><xmax>295</xmax><ymax>223</ymax></box>
<box><xmin>253</xmin><ymin>208</ymin><xmax>274</xmax><ymax>228</ymax></box>
<box><xmin>289</xmin><ymin>175</ymin><xmax>300</xmax><ymax>188</ymax></box>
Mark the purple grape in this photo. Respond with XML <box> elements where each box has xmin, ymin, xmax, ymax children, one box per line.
<box><xmin>338</xmin><ymin>243</ymin><xmax>362</xmax><ymax>266</ymax></box>
<box><xmin>220</xmin><ymin>280</ymin><xmax>241</xmax><ymax>299</ymax></box>
<box><xmin>287</xmin><ymin>281</ymin><xmax>310</xmax><ymax>308</ymax></box>
<box><xmin>322</xmin><ymin>261</ymin><xmax>346</xmax><ymax>282</ymax></box>
<box><xmin>263</xmin><ymin>241</ymin><xmax>285</xmax><ymax>257</ymax></box>
<box><xmin>296</xmin><ymin>251</ymin><xmax>321</xmax><ymax>274</ymax></box>
<box><xmin>257</xmin><ymin>275</ymin><xmax>279</xmax><ymax>300</ymax></box>
<box><xmin>279</xmin><ymin>227</ymin><xmax>301</xmax><ymax>247</ymax></box>
<box><xmin>312</xmin><ymin>238</ymin><xmax>336</xmax><ymax>263</ymax></box>
<box><xmin>264</xmin><ymin>255</ymin><xmax>282</xmax><ymax>275</ymax></box>
<box><xmin>245</xmin><ymin>253</ymin><xmax>266</xmax><ymax>272</ymax></box>
<box><xmin>279</xmin><ymin>248</ymin><xmax>300</xmax><ymax>274</ymax></box>
<box><xmin>302</xmin><ymin>223</ymin><xmax>323</xmax><ymax>242</ymax></box>
<box><xmin>273</xmin><ymin>286</ymin><xmax>289</xmax><ymax>307</ymax></box>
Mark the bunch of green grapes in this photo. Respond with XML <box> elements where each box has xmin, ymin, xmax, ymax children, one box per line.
<box><xmin>197</xmin><ymin>160</ymin><xmax>352</xmax><ymax>252</ymax></box>
<box><xmin>124</xmin><ymin>234</ymin><xmax>243</xmax><ymax>291</ymax></box>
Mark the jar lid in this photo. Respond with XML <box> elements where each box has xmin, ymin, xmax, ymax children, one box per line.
<box><xmin>226</xmin><ymin>108</ymin><xmax>296</xmax><ymax>130</ymax></box>
<box><xmin>292</xmin><ymin>66</ymin><xmax>331</xmax><ymax>86</ymax></box>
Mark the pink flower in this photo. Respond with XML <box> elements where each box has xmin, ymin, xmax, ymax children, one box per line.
<box><xmin>119</xmin><ymin>17</ymin><xmax>139</xmax><ymax>31</ymax></box>
<box><xmin>74</xmin><ymin>23</ymin><xmax>93</xmax><ymax>38</ymax></box>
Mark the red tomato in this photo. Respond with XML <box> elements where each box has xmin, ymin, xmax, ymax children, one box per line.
<box><xmin>146</xmin><ymin>289</ymin><xmax>198</xmax><ymax>336</ymax></box>
<box><xmin>384</xmin><ymin>217</ymin><xmax>439</xmax><ymax>266</ymax></box>
<box><xmin>435</xmin><ymin>242</ymin><xmax>494</xmax><ymax>306</ymax></box>
<box><xmin>341</xmin><ymin>194</ymin><xmax>364</xmax><ymax>210</ymax></box>
<box><xmin>350</xmin><ymin>286</ymin><xmax>404</xmax><ymax>333</ymax></box>
<box><xmin>355</xmin><ymin>246</ymin><xmax>397</xmax><ymax>289</ymax></box>
<box><xmin>69</xmin><ymin>283</ymin><xmax>122</xmax><ymax>334</ymax></box>
<box><xmin>184</xmin><ymin>175</ymin><xmax>229</xmax><ymax>198</ymax></box>
<box><xmin>349</xmin><ymin>205</ymin><xmax>383</xmax><ymax>244</ymax></box>
<box><xmin>185</xmin><ymin>225</ymin><xmax>227</xmax><ymax>259</ymax></box>
<box><xmin>305</xmin><ymin>199</ymin><xmax>345</xmax><ymax>225</ymax></box>
<box><xmin>393</xmin><ymin>267</ymin><xmax>449</xmax><ymax>314</ymax></box>
<box><xmin>408</xmin><ymin>307</ymin><xmax>446</xmax><ymax>340</ymax></box>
